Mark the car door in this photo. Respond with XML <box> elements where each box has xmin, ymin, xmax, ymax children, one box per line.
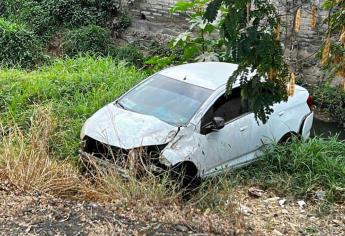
<box><xmin>199</xmin><ymin>87</ymin><xmax>255</xmax><ymax>175</ymax></box>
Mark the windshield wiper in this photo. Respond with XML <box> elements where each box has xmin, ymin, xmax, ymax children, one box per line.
<box><xmin>115</xmin><ymin>101</ymin><xmax>126</xmax><ymax>110</ymax></box>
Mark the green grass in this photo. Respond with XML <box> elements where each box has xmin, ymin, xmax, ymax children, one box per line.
<box><xmin>0</xmin><ymin>56</ymin><xmax>145</xmax><ymax>158</ymax></box>
<box><xmin>227</xmin><ymin>137</ymin><xmax>345</xmax><ymax>203</ymax></box>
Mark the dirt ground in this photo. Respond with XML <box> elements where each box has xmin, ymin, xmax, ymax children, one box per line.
<box><xmin>1</xmin><ymin>181</ymin><xmax>344</xmax><ymax>235</ymax></box>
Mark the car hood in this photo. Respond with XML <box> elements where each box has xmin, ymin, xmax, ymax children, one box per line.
<box><xmin>82</xmin><ymin>103</ymin><xmax>179</xmax><ymax>149</ymax></box>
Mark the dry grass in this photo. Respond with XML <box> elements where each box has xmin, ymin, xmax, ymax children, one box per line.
<box><xmin>0</xmin><ymin>106</ymin><xmax>84</xmax><ymax>198</ymax></box>
<box><xmin>0</xmin><ymin>106</ymin><xmax>182</xmax><ymax>205</ymax></box>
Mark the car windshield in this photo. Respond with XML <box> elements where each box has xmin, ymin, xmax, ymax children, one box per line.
<box><xmin>118</xmin><ymin>74</ymin><xmax>213</xmax><ymax>126</ymax></box>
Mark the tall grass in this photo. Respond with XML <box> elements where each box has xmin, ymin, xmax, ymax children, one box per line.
<box><xmin>0</xmin><ymin>56</ymin><xmax>145</xmax><ymax>158</ymax></box>
<box><xmin>227</xmin><ymin>137</ymin><xmax>345</xmax><ymax>203</ymax></box>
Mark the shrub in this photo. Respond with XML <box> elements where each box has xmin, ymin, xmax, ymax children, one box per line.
<box><xmin>312</xmin><ymin>85</ymin><xmax>345</xmax><ymax>124</ymax></box>
<box><xmin>114</xmin><ymin>44</ymin><xmax>144</xmax><ymax>68</ymax></box>
<box><xmin>0</xmin><ymin>18</ymin><xmax>43</xmax><ymax>68</ymax></box>
<box><xmin>2</xmin><ymin>0</ymin><xmax>126</xmax><ymax>34</ymax></box>
<box><xmin>62</xmin><ymin>25</ymin><xmax>115</xmax><ymax>57</ymax></box>
<box><xmin>118</xmin><ymin>14</ymin><xmax>132</xmax><ymax>30</ymax></box>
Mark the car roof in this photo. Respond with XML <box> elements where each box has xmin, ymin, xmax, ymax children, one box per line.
<box><xmin>158</xmin><ymin>62</ymin><xmax>239</xmax><ymax>90</ymax></box>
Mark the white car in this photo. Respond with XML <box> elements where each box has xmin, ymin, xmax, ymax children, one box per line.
<box><xmin>80</xmin><ymin>62</ymin><xmax>314</xmax><ymax>180</ymax></box>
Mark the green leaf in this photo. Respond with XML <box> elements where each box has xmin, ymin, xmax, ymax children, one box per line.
<box><xmin>204</xmin><ymin>0</ymin><xmax>223</xmax><ymax>22</ymax></box>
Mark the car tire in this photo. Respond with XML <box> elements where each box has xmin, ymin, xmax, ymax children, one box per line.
<box><xmin>170</xmin><ymin>162</ymin><xmax>201</xmax><ymax>194</ymax></box>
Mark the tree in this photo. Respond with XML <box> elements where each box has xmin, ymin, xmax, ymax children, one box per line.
<box><xmin>172</xmin><ymin>0</ymin><xmax>344</xmax><ymax>123</ymax></box>
<box><xmin>205</xmin><ymin>0</ymin><xmax>289</xmax><ymax>123</ymax></box>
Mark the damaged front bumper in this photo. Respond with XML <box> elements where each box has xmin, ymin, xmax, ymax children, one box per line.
<box><xmin>79</xmin><ymin>150</ymin><xmax>131</xmax><ymax>178</ymax></box>
<box><xmin>79</xmin><ymin>148</ymin><xmax>170</xmax><ymax>179</ymax></box>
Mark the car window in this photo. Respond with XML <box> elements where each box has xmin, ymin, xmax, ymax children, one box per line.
<box><xmin>118</xmin><ymin>74</ymin><xmax>213</xmax><ymax>127</ymax></box>
<box><xmin>200</xmin><ymin>87</ymin><xmax>249</xmax><ymax>134</ymax></box>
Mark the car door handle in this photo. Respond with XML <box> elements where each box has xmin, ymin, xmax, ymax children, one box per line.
<box><xmin>278</xmin><ymin>111</ymin><xmax>285</xmax><ymax>117</ymax></box>
<box><xmin>240</xmin><ymin>126</ymin><xmax>248</xmax><ymax>132</ymax></box>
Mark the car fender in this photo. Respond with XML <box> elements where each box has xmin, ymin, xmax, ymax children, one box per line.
<box><xmin>300</xmin><ymin>112</ymin><xmax>314</xmax><ymax>139</ymax></box>
<box><xmin>159</xmin><ymin>126</ymin><xmax>202</xmax><ymax>174</ymax></box>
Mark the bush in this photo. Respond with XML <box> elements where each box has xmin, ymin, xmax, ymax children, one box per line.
<box><xmin>0</xmin><ymin>56</ymin><xmax>144</xmax><ymax>157</ymax></box>
<box><xmin>62</xmin><ymin>25</ymin><xmax>115</xmax><ymax>57</ymax></box>
<box><xmin>114</xmin><ymin>44</ymin><xmax>144</xmax><ymax>68</ymax></box>
<box><xmin>2</xmin><ymin>0</ymin><xmax>124</xmax><ymax>34</ymax></box>
<box><xmin>313</xmin><ymin>85</ymin><xmax>345</xmax><ymax>124</ymax></box>
<box><xmin>0</xmin><ymin>18</ymin><xmax>43</xmax><ymax>68</ymax></box>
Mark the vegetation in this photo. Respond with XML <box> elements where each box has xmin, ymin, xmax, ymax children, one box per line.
<box><xmin>313</xmin><ymin>84</ymin><xmax>345</xmax><ymax>124</ymax></box>
<box><xmin>234</xmin><ymin>137</ymin><xmax>345</xmax><ymax>203</ymax></box>
<box><xmin>171</xmin><ymin>0</ymin><xmax>289</xmax><ymax>123</ymax></box>
<box><xmin>1</xmin><ymin>0</ymin><xmax>123</xmax><ymax>36</ymax></box>
<box><xmin>114</xmin><ymin>44</ymin><xmax>145</xmax><ymax>68</ymax></box>
<box><xmin>0</xmin><ymin>57</ymin><xmax>145</xmax><ymax>158</ymax></box>
<box><xmin>62</xmin><ymin>25</ymin><xmax>115</xmax><ymax>57</ymax></box>
<box><xmin>0</xmin><ymin>0</ymin><xmax>134</xmax><ymax>68</ymax></box>
<box><xmin>0</xmin><ymin>18</ymin><xmax>43</xmax><ymax>68</ymax></box>
<box><xmin>320</xmin><ymin>0</ymin><xmax>345</xmax><ymax>80</ymax></box>
<box><xmin>170</xmin><ymin>0</ymin><xmax>345</xmax><ymax>123</ymax></box>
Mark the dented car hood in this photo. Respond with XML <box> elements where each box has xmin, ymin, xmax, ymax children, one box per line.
<box><xmin>81</xmin><ymin>103</ymin><xmax>179</xmax><ymax>149</ymax></box>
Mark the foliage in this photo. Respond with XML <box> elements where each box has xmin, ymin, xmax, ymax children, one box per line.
<box><xmin>0</xmin><ymin>0</ymin><xmax>137</xmax><ymax>67</ymax></box>
<box><xmin>118</xmin><ymin>14</ymin><xmax>132</xmax><ymax>31</ymax></box>
<box><xmin>114</xmin><ymin>44</ymin><xmax>145</xmax><ymax>68</ymax></box>
<box><xmin>144</xmin><ymin>55</ymin><xmax>176</xmax><ymax>74</ymax></box>
<box><xmin>313</xmin><ymin>84</ymin><xmax>345</xmax><ymax>124</ymax></box>
<box><xmin>230</xmin><ymin>137</ymin><xmax>345</xmax><ymax>203</ymax></box>
<box><xmin>62</xmin><ymin>25</ymin><xmax>115</xmax><ymax>57</ymax></box>
<box><xmin>143</xmin><ymin>42</ymin><xmax>184</xmax><ymax>73</ymax></box>
<box><xmin>170</xmin><ymin>0</ymin><xmax>226</xmax><ymax>62</ymax></box>
<box><xmin>0</xmin><ymin>56</ymin><xmax>145</xmax><ymax>158</ymax></box>
<box><xmin>172</xmin><ymin>0</ymin><xmax>289</xmax><ymax>123</ymax></box>
<box><xmin>1</xmin><ymin>0</ymin><xmax>134</xmax><ymax>43</ymax></box>
<box><xmin>1</xmin><ymin>0</ymin><xmax>122</xmax><ymax>30</ymax></box>
<box><xmin>320</xmin><ymin>0</ymin><xmax>345</xmax><ymax>82</ymax></box>
<box><xmin>0</xmin><ymin>18</ymin><xmax>43</xmax><ymax>68</ymax></box>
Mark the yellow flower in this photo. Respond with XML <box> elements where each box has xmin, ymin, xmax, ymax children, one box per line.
<box><xmin>295</xmin><ymin>8</ymin><xmax>301</xmax><ymax>32</ymax></box>
<box><xmin>289</xmin><ymin>72</ymin><xmax>296</xmax><ymax>96</ymax></box>
<box><xmin>310</xmin><ymin>6</ymin><xmax>317</xmax><ymax>29</ymax></box>
<box><xmin>321</xmin><ymin>37</ymin><xmax>331</xmax><ymax>66</ymax></box>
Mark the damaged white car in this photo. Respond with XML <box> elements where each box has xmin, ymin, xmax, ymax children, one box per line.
<box><xmin>80</xmin><ymin>62</ymin><xmax>314</xmax><ymax>181</ymax></box>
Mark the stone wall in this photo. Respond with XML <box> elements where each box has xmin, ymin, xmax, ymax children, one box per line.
<box><xmin>130</xmin><ymin>0</ymin><xmax>328</xmax><ymax>84</ymax></box>
<box><xmin>131</xmin><ymin>0</ymin><xmax>186</xmax><ymax>21</ymax></box>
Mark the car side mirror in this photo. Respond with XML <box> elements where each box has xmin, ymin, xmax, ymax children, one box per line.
<box><xmin>212</xmin><ymin>117</ymin><xmax>225</xmax><ymax>130</ymax></box>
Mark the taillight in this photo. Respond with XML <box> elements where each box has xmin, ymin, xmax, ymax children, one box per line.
<box><xmin>307</xmin><ymin>96</ymin><xmax>313</xmax><ymax>110</ymax></box>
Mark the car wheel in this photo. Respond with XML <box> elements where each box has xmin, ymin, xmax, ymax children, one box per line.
<box><xmin>278</xmin><ymin>132</ymin><xmax>299</xmax><ymax>144</ymax></box>
<box><xmin>170</xmin><ymin>162</ymin><xmax>201</xmax><ymax>193</ymax></box>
